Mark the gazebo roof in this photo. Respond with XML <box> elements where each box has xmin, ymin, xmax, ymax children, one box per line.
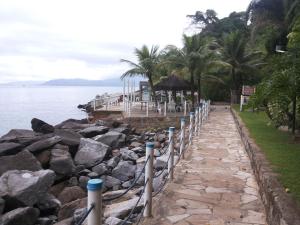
<box><xmin>154</xmin><ymin>75</ymin><xmax>191</xmax><ymax>91</ymax></box>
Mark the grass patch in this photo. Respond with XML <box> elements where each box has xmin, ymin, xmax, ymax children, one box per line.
<box><xmin>232</xmin><ymin>105</ymin><xmax>300</xmax><ymax>203</ymax></box>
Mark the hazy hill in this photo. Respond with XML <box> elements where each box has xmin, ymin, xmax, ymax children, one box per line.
<box><xmin>43</xmin><ymin>78</ymin><xmax>123</xmax><ymax>86</ymax></box>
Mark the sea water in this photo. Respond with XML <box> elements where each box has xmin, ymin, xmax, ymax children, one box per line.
<box><xmin>0</xmin><ymin>86</ymin><xmax>123</xmax><ymax>136</ymax></box>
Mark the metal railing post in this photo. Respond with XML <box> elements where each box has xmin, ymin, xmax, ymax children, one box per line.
<box><xmin>180</xmin><ymin>118</ymin><xmax>185</xmax><ymax>159</ymax></box>
<box><xmin>168</xmin><ymin>127</ymin><xmax>175</xmax><ymax>180</ymax></box>
<box><xmin>189</xmin><ymin>112</ymin><xmax>194</xmax><ymax>146</ymax></box>
<box><xmin>87</xmin><ymin>179</ymin><xmax>103</xmax><ymax>225</ymax></box>
<box><xmin>198</xmin><ymin>106</ymin><xmax>202</xmax><ymax>135</ymax></box>
<box><xmin>164</xmin><ymin>101</ymin><xmax>167</xmax><ymax>117</ymax></box>
<box><xmin>146</xmin><ymin>102</ymin><xmax>149</xmax><ymax>117</ymax></box>
<box><xmin>194</xmin><ymin>108</ymin><xmax>198</xmax><ymax>135</ymax></box>
<box><xmin>144</xmin><ymin>142</ymin><xmax>154</xmax><ymax>217</ymax></box>
<box><xmin>184</xmin><ymin>100</ymin><xmax>187</xmax><ymax>116</ymax></box>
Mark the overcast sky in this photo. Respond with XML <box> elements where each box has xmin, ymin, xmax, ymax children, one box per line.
<box><xmin>0</xmin><ymin>0</ymin><xmax>251</xmax><ymax>83</ymax></box>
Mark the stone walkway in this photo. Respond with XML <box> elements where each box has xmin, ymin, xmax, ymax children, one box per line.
<box><xmin>143</xmin><ymin>106</ymin><xmax>267</xmax><ymax>225</ymax></box>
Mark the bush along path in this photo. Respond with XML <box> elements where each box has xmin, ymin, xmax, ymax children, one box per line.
<box><xmin>142</xmin><ymin>106</ymin><xmax>267</xmax><ymax>225</ymax></box>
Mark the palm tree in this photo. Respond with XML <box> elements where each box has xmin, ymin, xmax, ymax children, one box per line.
<box><xmin>222</xmin><ymin>31</ymin><xmax>264</xmax><ymax>103</ymax></box>
<box><xmin>162</xmin><ymin>34</ymin><xmax>208</xmax><ymax>108</ymax></box>
<box><xmin>121</xmin><ymin>45</ymin><xmax>160</xmax><ymax>105</ymax></box>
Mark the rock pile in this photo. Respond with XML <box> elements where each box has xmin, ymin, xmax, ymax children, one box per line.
<box><xmin>0</xmin><ymin>117</ymin><xmax>175</xmax><ymax>225</ymax></box>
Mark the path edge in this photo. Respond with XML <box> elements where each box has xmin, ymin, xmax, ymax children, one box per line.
<box><xmin>230</xmin><ymin>107</ymin><xmax>300</xmax><ymax>225</ymax></box>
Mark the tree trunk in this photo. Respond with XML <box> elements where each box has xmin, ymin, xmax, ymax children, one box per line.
<box><xmin>197</xmin><ymin>76</ymin><xmax>201</xmax><ymax>104</ymax></box>
<box><xmin>292</xmin><ymin>95</ymin><xmax>297</xmax><ymax>135</ymax></box>
<box><xmin>190</xmin><ymin>71</ymin><xmax>195</xmax><ymax>110</ymax></box>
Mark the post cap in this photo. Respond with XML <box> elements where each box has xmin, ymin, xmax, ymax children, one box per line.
<box><xmin>87</xmin><ymin>179</ymin><xmax>103</xmax><ymax>191</ymax></box>
<box><xmin>146</xmin><ymin>142</ymin><xmax>154</xmax><ymax>148</ymax></box>
<box><xmin>169</xmin><ymin>127</ymin><xmax>175</xmax><ymax>132</ymax></box>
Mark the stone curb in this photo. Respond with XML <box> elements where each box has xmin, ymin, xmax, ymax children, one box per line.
<box><xmin>231</xmin><ymin>107</ymin><xmax>300</xmax><ymax>225</ymax></box>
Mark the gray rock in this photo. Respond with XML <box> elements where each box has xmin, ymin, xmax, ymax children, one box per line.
<box><xmin>112</xmin><ymin>161</ymin><xmax>136</xmax><ymax>182</ymax></box>
<box><xmin>153</xmin><ymin>170</ymin><xmax>168</xmax><ymax>192</ymax></box>
<box><xmin>103</xmin><ymin>175</ymin><xmax>122</xmax><ymax>189</ymax></box>
<box><xmin>74</xmin><ymin>138</ymin><xmax>110</xmax><ymax>168</ymax></box>
<box><xmin>110</xmin><ymin>126</ymin><xmax>130</xmax><ymax>135</ymax></box>
<box><xmin>0</xmin><ymin>142</ymin><xmax>23</xmax><ymax>156</ymax></box>
<box><xmin>36</xmin><ymin>217</ymin><xmax>53</xmax><ymax>225</ymax></box>
<box><xmin>0</xmin><ymin>207</ymin><xmax>40</xmax><ymax>225</ymax></box>
<box><xmin>0</xmin><ymin>150</ymin><xmax>42</xmax><ymax>176</ymax></box>
<box><xmin>58</xmin><ymin>186</ymin><xmax>86</xmax><ymax>205</ymax></box>
<box><xmin>157</xmin><ymin>133</ymin><xmax>167</xmax><ymax>142</ymax></box>
<box><xmin>0</xmin><ymin>197</ymin><xmax>4</xmax><ymax>215</ymax></box>
<box><xmin>73</xmin><ymin>208</ymin><xmax>86</xmax><ymax>225</ymax></box>
<box><xmin>54</xmin><ymin>129</ymin><xmax>82</xmax><ymax>148</ymax></box>
<box><xmin>67</xmin><ymin>177</ymin><xmax>78</xmax><ymax>187</ymax></box>
<box><xmin>36</xmin><ymin>193</ymin><xmax>61</xmax><ymax>214</ymax></box>
<box><xmin>31</xmin><ymin>118</ymin><xmax>54</xmax><ymax>134</ymax></box>
<box><xmin>79</xmin><ymin>126</ymin><xmax>109</xmax><ymax>138</ymax></box>
<box><xmin>54</xmin><ymin>118</ymin><xmax>90</xmax><ymax>130</ymax></box>
<box><xmin>25</xmin><ymin>136</ymin><xmax>62</xmax><ymax>153</ymax></box>
<box><xmin>78</xmin><ymin>176</ymin><xmax>90</xmax><ymax>189</ymax></box>
<box><xmin>78</xmin><ymin>169</ymin><xmax>91</xmax><ymax>176</ymax></box>
<box><xmin>92</xmin><ymin>163</ymin><xmax>108</xmax><ymax>175</ymax></box>
<box><xmin>50</xmin><ymin>149</ymin><xmax>75</xmax><ymax>176</ymax></box>
<box><xmin>58</xmin><ymin>197</ymin><xmax>86</xmax><ymax>221</ymax></box>
<box><xmin>130</xmin><ymin>146</ymin><xmax>145</xmax><ymax>154</ymax></box>
<box><xmin>87</xmin><ymin>172</ymin><xmax>99</xmax><ymax>178</ymax></box>
<box><xmin>155</xmin><ymin>153</ymin><xmax>169</xmax><ymax>169</ymax></box>
<box><xmin>107</xmin><ymin>156</ymin><xmax>121</xmax><ymax>169</ymax></box>
<box><xmin>95</xmin><ymin>131</ymin><xmax>126</xmax><ymax>149</ymax></box>
<box><xmin>0</xmin><ymin>129</ymin><xmax>41</xmax><ymax>146</ymax></box>
<box><xmin>120</xmin><ymin>148</ymin><xmax>139</xmax><ymax>162</ymax></box>
<box><xmin>0</xmin><ymin>170</ymin><xmax>55</xmax><ymax>209</ymax></box>
<box><xmin>105</xmin><ymin>216</ymin><xmax>132</xmax><ymax>225</ymax></box>
<box><xmin>35</xmin><ymin>150</ymin><xmax>51</xmax><ymax>168</ymax></box>
<box><xmin>53</xmin><ymin>217</ymin><xmax>72</xmax><ymax>225</ymax></box>
<box><xmin>104</xmin><ymin>197</ymin><xmax>143</xmax><ymax>219</ymax></box>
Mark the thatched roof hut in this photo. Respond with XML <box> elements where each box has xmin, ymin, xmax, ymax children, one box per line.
<box><xmin>154</xmin><ymin>75</ymin><xmax>191</xmax><ymax>91</ymax></box>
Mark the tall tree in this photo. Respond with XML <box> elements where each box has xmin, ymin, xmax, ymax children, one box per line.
<box><xmin>121</xmin><ymin>45</ymin><xmax>160</xmax><ymax>105</ymax></box>
<box><xmin>222</xmin><ymin>31</ymin><xmax>264</xmax><ymax>103</ymax></box>
<box><xmin>162</xmin><ymin>34</ymin><xmax>208</xmax><ymax>108</ymax></box>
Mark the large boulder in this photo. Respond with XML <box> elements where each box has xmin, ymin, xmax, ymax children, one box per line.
<box><xmin>58</xmin><ymin>197</ymin><xmax>86</xmax><ymax>221</ymax></box>
<box><xmin>0</xmin><ymin>197</ymin><xmax>5</xmax><ymax>215</ymax></box>
<box><xmin>94</xmin><ymin>131</ymin><xmax>126</xmax><ymax>148</ymax></box>
<box><xmin>54</xmin><ymin>129</ymin><xmax>82</xmax><ymax>149</ymax></box>
<box><xmin>111</xmin><ymin>161</ymin><xmax>136</xmax><ymax>182</ymax></box>
<box><xmin>102</xmin><ymin>175</ymin><xmax>122</xmax><ymax>189</ymax></box>
<box><xmin>25</xmin><ymin>136</ymin><xmax>62</xmax><ymax>154</ymax></box>
<box><xmin>31</xmin><ymin>118</ymin><xmax>54</xmax><ymax>134</ymax></box>
<box><xmin>120</xmin><ymin>148</ymin><xmax>139</xmax><ymax>162</ymax></box>
<box><xmin>36</xmin><ymin>193</ymin><xmax>61</xmax><ymax>215</ymax></box>
<box><xmin>57</xmin><ymin>186</ymin><xmax>86</xmax><ymax>205</ymax></box>
<box><xmin>74</xmin><ymin>138</ymin><xmax>110</xmax><ymax>168</ymax></box>
<box><xmin>79</xmin><ymin>126</ymin><xmax>109</xmax><ymax>138</ymax></box>
<box><xmin>0</xmin><ymin>142</ymin><xmax>23</xmax><ymax>156</ymax></box>
<box><xmin>0</xmin><ymin>129</ymin><xmax>41</xmax><ymax>146</ymax></box>
<box><xmin>0</xmin><ymin>170</ymin><xmax>55</xmax><ymax>209</ymax></box>
<box><xmin>104</xmin><ymin>197</ymin><xmax>143</xmax><ymax>219</ymax></box>
<box><xmin>0</xmin><ymin>150</ymin><xmax>42</xmax><ymax>176</ymax></box>
<box><xmin>0</xmin><ymin>207</ymin><xmax>40</xmax><ymax>225</ymax></box>
<box><xmin>92</xmin><ymin>163</ymin><xmax>108</xmax><ymax>176</ymax></box>
<box><xmin>50</xmin><ymin>148</ymin><xmax>75</xmax><ymax>176</ymax></box>
<box><xmin>106</xmin><ymin>156</ymin><xmax>121</xmax><ymax>170</ymax></box>
<box><xmin>54</xmin><ymin>119</ymin><xmax>90</xmax><ymax>130</ymax></box>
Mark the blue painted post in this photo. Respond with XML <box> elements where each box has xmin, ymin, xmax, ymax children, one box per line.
<box><xmin>144</xmin><ymin>142</ymin><xmax>154</xmax><ymax>217</ymax></box>
<box><xmin>189</xmin><ymin>112</ymin><xmax>194</xmax><ymax>146</ymax></box>
<box><xmin>87</xmin><ymin>179</ymin><xmax>103</xmax><ymax>225</ymax></box>
<box><xmin>168</xmin><ymin>127</ymin><xmax>175</xmax><ymax>180</ymax></box>
<box><xmin>180</xmin><ymin>118</ymin><xmax>185</xmax><ymax>159</ymax></box>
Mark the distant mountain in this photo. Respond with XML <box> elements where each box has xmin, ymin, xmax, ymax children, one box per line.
<box><xmin>43</xmin><ymin>78</ymin><xmax>124</xmax><ymax>86</ymax></box>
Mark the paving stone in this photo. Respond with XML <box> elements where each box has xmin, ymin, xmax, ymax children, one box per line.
<box><xmin>142</xmin><ymin>107</ymin><xmax>266</xmax><ymax>225</ymax></box>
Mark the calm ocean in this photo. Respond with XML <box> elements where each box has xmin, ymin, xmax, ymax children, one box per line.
<box><xmin>0</xmin><ymin>86</ymin><xmax>123</xmax><ymax>136</ymax></box>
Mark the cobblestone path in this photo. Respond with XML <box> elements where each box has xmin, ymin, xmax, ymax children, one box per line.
<box><xmin>143</xmin><ymin>106</ymin><xmax>267</xmax><ymax>225</ymax></box>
